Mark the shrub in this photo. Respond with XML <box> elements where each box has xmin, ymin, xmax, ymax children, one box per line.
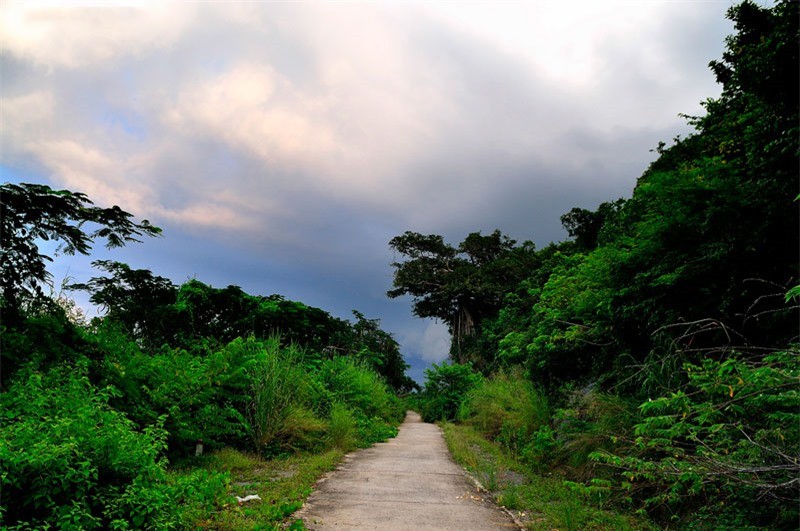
<box><xmin>317</xmin><ymin>357</ymin><xmax>404</xmax><ymax>423</ymax></box>
<box><xmin>551</xmin><ymin>389</ymin><xmax>636</xmax><ymax>477</ymax></box>
<box><xmin>91</xmin><ymin>328</ymin><xmax>251</xmax><ymax>457</ymax></box>
<box><xmin>419</xmin><ymin>362</ymin><xmax>482</xmax><ymax>422</ymax></box>
<box><xmin>0</xmin><ymin>363</ymin><xmax>212</xmax><ymax>529</ymax></box>
<box><xmin>315</xmin><ymin>357</ymin><xmax>404</xmax><ymax>448</ymax></box>
<box><xmin>277</xmin><ymin>405</ymin><xmax>328</xmax><ymax>453</ymax></box>
<box><xmin>592</xmin><ymin>349</ymin><xmax>799</xmax><ymax>527</ymax></box>
<box><xmin>354</xmin><ymin>414</ymin><xmax>400</xmax><ymax>446</ymax></box>
<box><xmin>327</xmin><ymin>402</ymin><xmax>358</xmax><ymax>450</ymax></box>
<box><xmin>1</xmin><ymin>302</ymin><xmax>88</xmax><ymax>387</ymax></box>
<box><xmin>521</xmin><ymin>425</ymin><xmax>559</xmax><ymax>468</ymax></box>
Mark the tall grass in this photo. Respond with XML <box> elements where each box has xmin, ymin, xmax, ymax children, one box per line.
<box><xmin>247</xmin><ymin>337</ymin><xmax>318</xmax><ymax>454</ymax></box>
<box><xmin>458</xmin><ymin>369</ymin><xmax>549</xmax><ymax>454</ymax></box>
<box><xmin>550</xmin><ymin>389</ymin><xmax>636</xmax><ymax>477</ymax></box>
<box><xmin>318</xmin><ymin>357</ymin><xmax>404</xmax><ymax>424</ymax></box>
<box><xmin>327</xmin><ymin>402</ymin><xmax>357</xmax><ymax>451</ymax></box>
<box><xmin>441</xmin><ymin>423</ymin><xmax>650</xmax><ymax>530</ymax></box>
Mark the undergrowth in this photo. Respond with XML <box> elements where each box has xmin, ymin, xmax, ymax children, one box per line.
<box><xmin>441</xmin><ymin>423</ymin><xmax>651</xmax><ymax>531</ymax></box>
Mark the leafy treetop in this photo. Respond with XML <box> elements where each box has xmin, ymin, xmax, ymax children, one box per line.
<box><xmin>0</xmin><ymin>182</ymin><xmax>161</xmax><ymax>311</ymax></box>
<box><xmin>388</xmin><ymin>230</ymin><xmax>536</xmax><ymax>364</ymax></box>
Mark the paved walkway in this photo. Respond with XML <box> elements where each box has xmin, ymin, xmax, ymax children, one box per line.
<box><xmin>296</xmin><ymin>411</ymin><xmax>520</xmax><ymax>530</ymax></box>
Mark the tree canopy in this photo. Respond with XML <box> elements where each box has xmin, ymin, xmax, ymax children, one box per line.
<box><xmin>388</xmin><ymin>230</ymin><xmax>536</xmax><ymax>365</ymax></box>
<box><xmin>0</xmin><ymin>183</ymin><xmax>161</xmax><ymax>312</ymax></box>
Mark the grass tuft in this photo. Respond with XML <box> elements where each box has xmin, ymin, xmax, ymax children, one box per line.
<box><xmin>327</xmin><ymin>402</ymin><xmax>357</xmax><ymax>451</ymax></box>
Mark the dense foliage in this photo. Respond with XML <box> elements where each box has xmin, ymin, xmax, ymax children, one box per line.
<box><xmin>416</xmin><ymin>362</ymin><xmax>482</xmax><ymax>422</ymax></box>
<box><xmin>1</xmin><ymin>187</ymin><xmax>409</xmax><ymax>527</ymax></box>
<box><xmin>407</xmin><ymin>2</ymin><xmax>798</xmax><ymax>528</ymax></box>
<box><xmin>1</xmin><ymin>324</ymin><xmax>405</xmax><ymax>528</ymax></box>
<box><xmin>0</xmin><ymin>363</ymin><xmax>227</xmax><ymax>529</ymax></box>
<box><xmin>67</xmin><ymin>262</ymin><xmax>417</xmax><ymax>392</ymax></box>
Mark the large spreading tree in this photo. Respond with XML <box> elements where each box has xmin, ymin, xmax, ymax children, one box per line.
<box><xmin>387</xmin><ymin>230</ymin><xmax>536</xmax><ymax>364</ymax></box>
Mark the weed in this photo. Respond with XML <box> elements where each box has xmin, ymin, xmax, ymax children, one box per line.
<box><xmin>210</xmin><ymin>447</ymin><xmax>262</xmax><ymax>472</ymax></box>
<box><xmin>498</xmin><ymin>485</ymin><xmax>521</xmax><ymax>510</ymax></box>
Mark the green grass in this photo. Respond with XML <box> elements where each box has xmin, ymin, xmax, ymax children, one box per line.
<box><xmin>441</xmin><ymin>422</ymin><xmax>652</xmax><ymax>531</ymax></box>
<box><xmin>186</xmin><ymin>447</ymin><xmax>345</xmax><ymax>530</ymax></box>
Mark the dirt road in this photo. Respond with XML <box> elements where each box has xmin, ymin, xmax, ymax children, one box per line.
<box><xmin>295</xmin><ymin>411</ymin><xmax>520</xmax><ymax>530</ymax></box>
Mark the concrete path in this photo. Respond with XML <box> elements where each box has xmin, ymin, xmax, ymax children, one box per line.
<box><xmin>296</xmin><ymin>411</ymin><xmax>520</xmax><ymax>530</ymax></box>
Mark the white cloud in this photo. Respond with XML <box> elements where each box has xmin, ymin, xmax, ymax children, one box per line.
<box><xmin>154</xmin><ymin>201</ymin><xmax>255</xmax><ymax>231</ymax></box>
<box><xmin>417</xmin><ymin>320</ymin><xmax>451</xmax><ymax>363</ymax></box>
<box><xmin>1</xmin><ymin>2</ymin><xmax>191</xmax><ymax>68</ymax></box>
<box><xmin>165</xmin><ymin>62</ymin><xmax>342</xmax><ymax>177</ymax></box>
<box><xmin>423</xmin><ymin>2</ymin><xmax>705</xmax><ymax>86</ymax></box>
<box><xmin>0</xmin><ymin>91</ymin><xmax>54</xmax><ymax>140</ymax></box>
<box><xmin>31</xmin><ymin>139</ymin><xmax>154</xmax><ymax>213</ymax></box>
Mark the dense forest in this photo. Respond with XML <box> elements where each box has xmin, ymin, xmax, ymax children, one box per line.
<box><xmin>1</xmin><ymin>1</ymin><xmax>797</xmax><ymax>529</ymax></box>
<box><xmin>398</xmin><ymin>2</ymin><xmax>798</xmax><ymax>529</ymax></box>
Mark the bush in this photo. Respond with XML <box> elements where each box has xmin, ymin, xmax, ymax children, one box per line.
<box><xmin>0</xmin><ymin>363</ymin><xmax>224</xmax><ymax>529</ymax></box>
<box><xmin>91</xmin><ymin>328</ymin><xmax>251</xmax><ymax>457</ymax></box>
<box><xmin>419</xmin><ymin>362</ymin><xmax>482</xmax><ymax>422</ymax></box>
<box><xmin>314</xmin><ymin>357</ymin><xmax>404</xmax><ymax>448</ymax></box>
<box><xmin>593</xmin><ymin>349</ymin><xmax>799</xmax><ymax>528</ymax></box>
<box><xmin>317</xmin><ymin>357</ymin><xmax>404</xmax><ymax>424</ymax></box>
<box><xmin>276</xmin><ymin>405</ymin><xmax>328</xmax><ymax>453</ymax></box>
<box><xmin>354</xmin><ymin>414</ymin><xmax>400</xmax><ymax>447</ymax></box>
<box><xmin>551</xmin><ymin>389</ymin><xmax>636</xmax><ymax>477</ymax></box>
<box><xmin>92</xmin><ymin>331</ymin><xmax>402</xmax><ymax>458</ymax></box>
<box><xmin>1</xmin><ymin>302</ymin><xmax>89</xmax><ymax>387</ymax></box>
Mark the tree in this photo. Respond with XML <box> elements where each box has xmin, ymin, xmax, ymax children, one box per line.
<box><xmin>67</xmin><ymin>260</ymin><xmax>177</xmax><ymax>345</ymax></box>
<box><xmin>521</xmin><ymin>0</ymin><xmax>799</xmax><ymax>383</ymax></box>
<box><xmin>604</xmin><ymin>0</ymin><xmax>799</xmax><ymax>353</ymax></box>
<box><xmin>560</xmin><ymin>199</ymin><xmax>625</xmax><ymax>251</ymax></box>
<box><xmin>388</xmin><ymin>230</ymin><xmax>535</xmax><ymax>364</ymax></box>
<box><xmin>431</xmin><ymin>0</ymin><xmax>798</xmax><ymax>387</ymax></box>
<box><xmin>419</xmin><ymin>362</ymin><xmax>482</xmax><ymax>421</ymax></box>
<box><xmin>387</xmin><ymin>231</ymin><xmax>460</xmax><ymax>324</ymax></box>
<box><xmin>0</xmin><ymin>183</ymin><xmax>161</xmax><ymax>313</ymax></box>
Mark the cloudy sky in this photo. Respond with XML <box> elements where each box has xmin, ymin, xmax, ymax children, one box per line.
<box><xmin>1</xmin><ymin>1</ymin><xmax>734</xmax><ymax>382</ymax></box>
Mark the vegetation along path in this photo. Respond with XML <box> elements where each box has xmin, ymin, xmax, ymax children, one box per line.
<box><xmin>296</xmin><ymin>411</ymin><xmax>520</xmax><ymax>530</ymax></box>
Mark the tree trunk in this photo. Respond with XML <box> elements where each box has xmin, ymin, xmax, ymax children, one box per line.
<box><xmin>452</xmin><ymin>305</ymin><xmax>476</xmax><ymax>364</ymax></box>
